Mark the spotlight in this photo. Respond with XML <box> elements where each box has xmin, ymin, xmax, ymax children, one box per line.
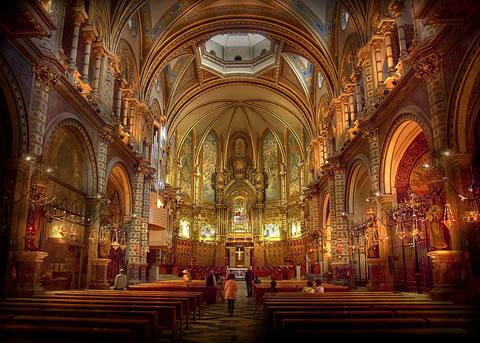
<box><xmin>375</xmin><ymin>192</ymin><xmax>381</xmax><ymax>197</ymax></box>
<box><xmin>46</xmin><ymin>167</ymin><xmax>54</xmax><ymax>173</ymax></box>
<box><xmin>25</xmin><ymin>155</ymin><xmax>32</xmax><ymax>161</ymax></box>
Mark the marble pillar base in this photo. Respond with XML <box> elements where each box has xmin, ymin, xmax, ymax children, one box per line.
<box><xmin>12</xmin><ymin>251</ymin><xmax>48</xmax><ymax>297</ymax></box>
<box><xmin>140</xmin><ymin>263</ymin><xmax>148</xmax><ymax>282</ymax></box>
<box><xmin>427</xmin><ymin>250</ymin><xmax>464</xmax><ymax>303</ymax></box>
<box><xmin>127</xmin><ymin>262</ymin><xmax>141</xmax><ymax>284</ymax></box>
<box><xmin>89</xmin><ymin>258</ymin><xmax>111</xmax><ymax>289</ymax></box>
<box><xmin>367</xmin><ymin>258</ymin><xmax>394</xmax><ymax>291</ymax></box>
<box><xmin>330</xmin><ymin>262</ymin><xmax>350</xmax><ymax>285</ymax></box>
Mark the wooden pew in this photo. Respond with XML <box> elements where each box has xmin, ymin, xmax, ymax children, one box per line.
<box><xmin>46</xmin><ymin>290</ymin><xmax>203</xmax><ymax>322</ymax></box>
<box><xmin>282</xmin><ymin>317</ymin><xmax>428</xmax><ymax>330</ymax></box>
<box><xmin>0</xmin><ymin>323</ymin><xmax>133</xmax><ymax>343</ymax></box>
<box><xmin>37</xmin><ymin>308</ymin><xmax>158</xmax><ymax>341</ymax></box>
<box><xmin>272</xmin><ymin>310</ymin><xmax>395</xmax><ymax>329</ymax></box>
<box><xmin>11</xmin><ymin>315</ymin><xmax>151</xmax><ymax>343</ymax></box>
<box><xmin>0</xmin><ymin>301</ymin><xmax>180</xmax><ymax>340</ymax></box>
<box><xmin>54</xmin><ymin>289</ymin><xmax>205</xmax><ymax>319</ymax></box>
<box><xmin>31</xmin><ymin>294</ymin><xmax>194</xmax><ymax>328</ymax></box>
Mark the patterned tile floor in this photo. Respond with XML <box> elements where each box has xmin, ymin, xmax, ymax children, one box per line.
<box><xmin>178</xmin><ymin>283</ymin><xmax>267</xmax><ymax>343</ymax></box>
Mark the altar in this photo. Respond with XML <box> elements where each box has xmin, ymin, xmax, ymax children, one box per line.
<box><xmin>227</xmin><ymin>267</ymin><xmax>248</xmax><ymax>280</ymax></box>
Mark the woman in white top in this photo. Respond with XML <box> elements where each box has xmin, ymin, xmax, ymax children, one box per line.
<box><xmin>314</xmin><ymin>279</ymin><xmax>325</xmax><ymax>293</ymax></box>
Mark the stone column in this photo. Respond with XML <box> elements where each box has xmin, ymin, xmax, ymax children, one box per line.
<box><xmin>89</xmin><ymin>258</ymin><xmax>111</xmax><ymax>289</ymax></box>
<box><xmin>115</xmin><ymin>79</ymin><xmax>126</xmax><ymax>122</ymax></box>
<box><xmin>122</xmin><ymin>90</ymin><xmax>130</xmax><ymax>129</ymax></box>
<box><xmin>382</xmin><ymin>22</ymin><xmax>396</xmax><ymax>73</ymax></box>
<box><xmin>80</xmin><ymin>28</ymin><xmax>96</xmax><ymax>83</ymax></box>
<box><xmin>342</xmin><ymin>96</ymin><xmax>350</xmax><ymax>132</ymax></box>
<box><xmin>69</xmin><ymin>9</ymin><xmax>87</xmax><ymax>69</ymax></box>
<box><xmin>413</xmin><ymin>53</ymin><xmax>446</xmax><ymax>152</ymax></box>
<box><xmin>357</xmin><ymin>46</ymin><xmax>376</xmax><ymax>116</ymax></box>
<box><xmin>347</xmin><ymin>88</ymin><xmax>356</xmax><ymax>125</ymax></box>
<box><xmin>390</xmin><ymin>0</ymin><xmax>408</xmax><ymax>58</ymax></box>
<box><xmin>97</xmin><ymin>128</ymin><xmax>114</xmax><ymax>194</ymax></box>
<box><xmin>92</xmin><ymin>44</ymin><xmax>105</xmax><ymax>94</ymax></box>
<box><xmin>371</xmin><ymin>39</ymin><xmax>384</xmax><ymax>87</ymax></box>
<box><xmin>12</xmin><ymin>251</ymin><xmax>48</xmax><ymax>297</ymax></box>
<box><xmin>30</xmin><ymin>64</ymin><xmax>58</xmax><ymax>157</ymax></box>
<box><xmin>355</xmin><ymin>83</ymin><xmax>363</xmax><ymax>115</ymax></box>
<box><xmin>361</xmin><ymin>123</ymin><xmax>380</xmax><ymax>193</ymax></box>
<box><xmin>128</xmin><ymin>160</ymin><xmax>148</xmax><ymax>284</ymax></box>
<box><xmin>140</xmin><ymin>168</ymin><xmax>155</xmax><ymax>282</ymax></box>
<box><xmin>129</xmin><ymin>100</ymin><xmax>137</xmax><ymax>135</ymax></box>
<box><xmin>330</xmin><ymin>160</ymin><xmax>350</xmax><ymax>284</ymax></box>
<box><xmin>427</xmin><ymin>250</ymin><xmax>464</xmax><ymax>303</ymax></box>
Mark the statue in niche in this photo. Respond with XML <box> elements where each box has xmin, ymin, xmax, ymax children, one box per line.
<box><xmin>232</xmin><ymin>137</ymin><xmax>248</xmax><ymax>178</ymax></box>
<box><xmin>365</xmin><ymin>211</ymin><xmax>380</xmax><ymax>258</ymax></box>
<box><xmin>426</xmin><ymin>204</ymin><xmax>450</xmax><ymax>250</ymax></box>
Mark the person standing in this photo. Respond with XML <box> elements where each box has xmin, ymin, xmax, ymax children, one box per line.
<box><xmin>215</xmin><ymin>273</ymin><xmax>226</xmax><ymax>302</ymax></box>
<box><xmin>245</xmin><ymin>266</ymin><xmax>254</xmax><ymax>297</ymax></box>
<box><xmin>224</xmin><ymin>273</ymin><xmax>238</xmax><ymax>316</ymax></box>
<box><xmin>113</xmin><ymin>269</ymin><xmax>127</xmax><ymax>290</ymax></box>
<box><xmin>206</xmin><ymin>270</ymin><xmax>216</xmax><ymax>287</ymax></box>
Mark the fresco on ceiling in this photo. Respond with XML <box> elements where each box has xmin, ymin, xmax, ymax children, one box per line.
<box><xmin>202</xmin><ymin>132</ymin><xmax>217</xmax><ymax>202</ymax></box>
<box><xmin>263</xmin><ymin>131</ymin><xmax>279</xmax><ymax>201</ymax></box>
<box><xmin>284</xmin><ymin>0</ymin><xmax>335</xmax><ymax>45</ymax></box>
<box><xmin>289</xmin><ymin>54</ymin><xmax>313</xmax><ymax>89</ymax></box>
<box><xmin>180</xmin><ymin>132</ymin><xmax>192</xmax><ymax>197</ymax></box>
<box><xmin>165</xmin><ymin>55</ymin><xmax>190</xmax><ymax>93</ymax></box>
<box><xmin>200</xmin><ymin>222</ymin><xmax>216</xmax><ymax>239</ymax></box>
<box><xmin>288</xmin><ymin>131</ymin><xmax>301</xmax><ymax>198</ymax></box>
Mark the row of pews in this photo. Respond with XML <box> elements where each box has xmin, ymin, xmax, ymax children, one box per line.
<box><xmin>0</xmin><ymin>289</ymin><xmax>204</xmax><ymax>342</ymax></box>
<box><xmin>129</xmin><ymin>280</ymin><xmax>218</xmax><ymax>304</ymax></box>
<box><xmin>262</xmin><ymin>291</ymin><xmax>480</xmax><ymax>339</ymax></box>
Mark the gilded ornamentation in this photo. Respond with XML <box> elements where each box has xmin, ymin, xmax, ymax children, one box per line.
<box><xmin>414</xmin><ymin>53</ymin><xmax>442</xmax><ymax>83</ymax></box>
<box><xmin>390</xmin><ymin>0</ymin><xmax>405</xmax><ymax>17</ymax></box>
<box><xmin>32</xmin><ymin>64</ymin><xmax>59</xmax><ymax>92</ymax></box>
<box><xmin>135</xmin><ymin>159</ymin><xmax>151</xmax><ymax>174</ymax></box>
<box><xmin>362</xmin><ymin>124</ymin><xmax>378</xmax><ymax>143</ymax></box>
<box><xmin>99</xmin><ymin>128</ymin><xmax>114</xmax><ymax>144</ymax></box>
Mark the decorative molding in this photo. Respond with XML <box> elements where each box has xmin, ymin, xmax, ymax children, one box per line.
<box><xmin>413</xmin><ymin>53</ymin><xmax>442</xmax><ymax>83</ymax></box>
<box><xmin>32</xmin><ymin>64</ymin><xmax>59</xmax><ymax>92</ymax></box>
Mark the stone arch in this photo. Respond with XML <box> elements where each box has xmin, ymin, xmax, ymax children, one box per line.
<box><xmin>346</xmin><ymin>156</ymin><xmax>372</xmax><ymax>219</ymax></box>
<box><xmin>0</xmin><ymin>53</ymin><xmax>29</xmax><ymax>158</ymax></box>
<box><xmin>447</xmin><ymin>31</ymin><xmax>480</xmax><ymax>153</ymax></box>
<box><xmin>105</xmin><ymin>159</ymin><xmax>133</xmax><ymax>216</ymax></box>
<box><xmin>42</xmin><ymin>114</ymin><xmax>98</xmax><ymax>197</ymax></box>
<box><xmin>379</xmin><ymin>109</ymin><xmax>433</xmax><ymax>196</ymax></box>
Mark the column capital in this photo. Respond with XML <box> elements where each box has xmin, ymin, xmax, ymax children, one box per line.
<box><xmin>32</xmin><ymin>64</ymin><xmax>59</xmax><ymax>92</ymax></box>
<box><xmin>389</xmin><ymin>0</ymin><xmax>405</xmax><ymax>18</ymax></box>
<box><xmin>71</xmin><ymin>8</ymin><xmax>87</xmax><ymax>26</ymax></box>
<box><xmin>93</xmin><ymin>44</ymin><xmax>106</xmax><ymax>58</ymax></box>
<box><xmin>115</xmin><ymin>78</ymin><xmax>127</xmax><ymax>89</ymax></box>
<box><xmin>361</xmin><ymin>123</ymin><xmax>378</xmax><ymax>143</ymax></box>
<box><xmin>379</xmin><ymin>20</ymin><xmax>396</xmax><ymax>35</ymax></box>
<box><xmin>99</xmin><ymin>127</ymin><xmax>115</xmax><ymax>144</ymax></box>
<box><xmin>135</xmin><ymin>158</ymin><xmax>151</xmax><ymax>175</ymax></box>
<box><xmin>357</xmin><ymin>46</ymin><xmax>372</xmax><ymax>66</ymax></box>
<box><xmin>81</xmin><ymin>27</ymin><xmax>97</xmax><ymax>44</ymax></box>
<box><xmin>370</xmin><ymin>38</ymin><xmax>383</xmax><ymax>51</ymax></box>
<box><xmin>413</xmin><ymin>53</ymin><xmax>442</xmax><ymax>83</ymax></box>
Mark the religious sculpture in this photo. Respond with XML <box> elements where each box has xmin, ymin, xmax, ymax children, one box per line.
<box><xmin>365</xmin><ymin>212</ymin><xmax>380</xmax><ymax>258</ymax></box>
<box><xmin>426</xmin><ymin>204</ymin><xmax>450</xmax><ymax>250</ymax></box>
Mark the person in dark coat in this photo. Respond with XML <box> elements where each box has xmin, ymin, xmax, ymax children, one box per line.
<box><xmin>245</xmin><ymin>266</ymin><xmax>254</xmax><ymax>297</ymax></box>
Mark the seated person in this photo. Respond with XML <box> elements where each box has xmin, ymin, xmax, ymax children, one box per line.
<box><xmin>267</xmin><ymin>280</ymin><xmax>278</xmax><ymax>293</ymax></box>
<box><xmin>301</xmin><ymin>280</ymin><xmax>315</xmax><ymax>293</ymax></box>
<box><xmin>314</xmin><ymin>278</ymin><xmax>325</xmax><ymax>293</ymax></box>
<box><xmin>253</xmin><ymin>276</ymin><xmax>262</xmax><ymax>284</ymax></box>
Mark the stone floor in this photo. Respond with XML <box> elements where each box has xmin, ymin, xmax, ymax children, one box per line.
<box><xmin>178</xmin><ymin>282</ymin><xmax>266</xmax><ymax>343</ymax></box>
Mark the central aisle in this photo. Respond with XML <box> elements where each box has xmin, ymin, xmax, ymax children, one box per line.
<box><xmin>182</xmin><ymin>282</ymin><xmax>266</xmax><ymax>342</ymax></box>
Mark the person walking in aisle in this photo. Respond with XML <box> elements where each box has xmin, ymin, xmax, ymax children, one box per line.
<box><xmin>224</xmin><ymin>273</ymin><xmax>238</xmax><ymax>316</ymax></box>
<box><xmin>245</xmin><ymin>266</ymin><xmax>254</xmax><ymax>297</ymax></box>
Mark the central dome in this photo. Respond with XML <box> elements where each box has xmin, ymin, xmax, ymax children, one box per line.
<box><xmin>206</xmin><ymin>33</ymin><xmax>271</xmax><ymax>61</ymax></box>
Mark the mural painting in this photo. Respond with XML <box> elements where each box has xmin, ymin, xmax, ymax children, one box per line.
<box><xmin>288</xmin><ymin>131</ymin><xmax>300</xmax><ymax>198</ymax></box>
<box><xmin>202</xmin><ymin>132</ymin><xmax>217</xmax><ymax>202</ymax></box>
<box><xmin>179</xmin><ymin>218</ymin><xmax>191</xmax><ymax>238</ymax></box>
<box><xmin>263</xmin><ymin>131</ymin><xmax>279</xmax><ymax>200</ymax></box>
<box><xmin>200</xmin><ymin>222</ymin><xmax>216</xmax><ymax>239</ymax></box>
<box><xmin>180</xmin><ymin>132</ymin><xmax>192</xmax><ymax>196</ymax></box>
<box><xmin>264</xmin><ymin>223</ymin><xmax>280</xmax><ymax>238</ymax></box>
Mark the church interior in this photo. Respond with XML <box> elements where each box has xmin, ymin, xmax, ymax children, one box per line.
<box><xmin>1</xmin><ymin>0</ymin><xmax>480</xmax><ymax>341</ymax></box>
